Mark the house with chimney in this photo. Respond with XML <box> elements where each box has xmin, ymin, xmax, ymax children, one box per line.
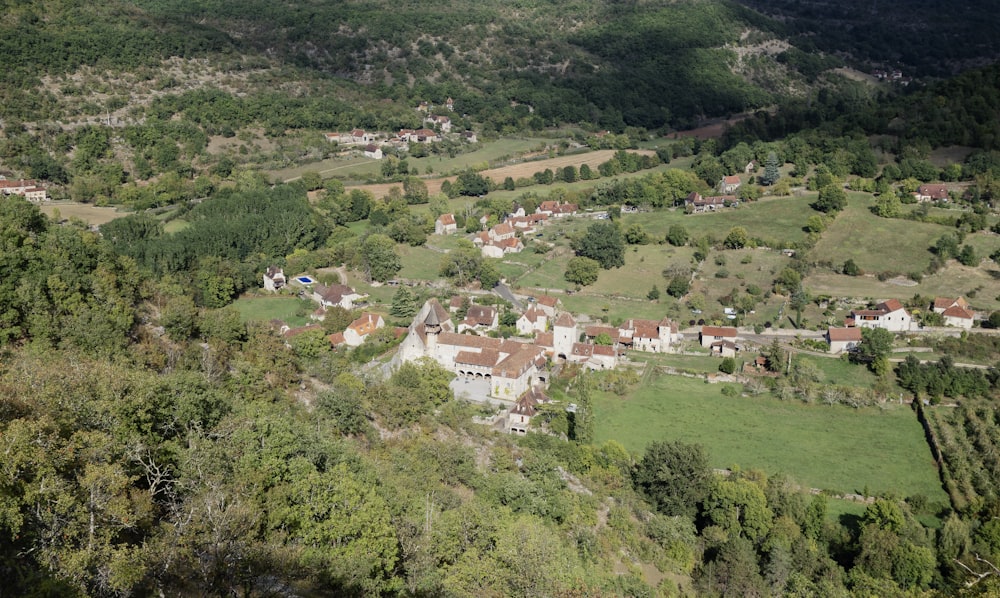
<box><xmin>263</xmin><ymin>266</ymin><xmax>286</xmax><ymax>292</ymax></box>
<box><xmin>311</xmin><ymin>283</ymin><xmax>366</xmax><ymax>311</ymax></box>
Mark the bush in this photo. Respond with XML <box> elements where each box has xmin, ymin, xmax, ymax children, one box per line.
<box><xmin>719</xmin><ymin>357</ymin><xmax>737</xmax><ymax>374</ymax></box>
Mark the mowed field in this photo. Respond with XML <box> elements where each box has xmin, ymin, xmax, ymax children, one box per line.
<box><xmin>38</xmin><ymin>202</ymin><xmax>126</xmax><ymax>225</ymax></box>
<box><xmin>593</xmin><ymin>373</ymin><xmax>947</xmax><ymax>502</ymax></box>
<box><xmin>347</xmin><ymin>149</ymin><xmax>654</xmax><ymax>199</ymax></box>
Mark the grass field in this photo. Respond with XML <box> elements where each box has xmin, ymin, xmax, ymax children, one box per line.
<box><xmin>397</xmin><ymin>245</ymin><xmax>446</xmax><ymax>281</ymax></box>
<box><xmin>232</xmin><ymin>296</ymin><xmax>313</xmax><ymax>327</ymax></box>
<box><xmin>38</xmin><ymin>201</ymin><xmax>126</xmax><ymax>226</ymax></box>
<box><xmin>620</xmin><ymin>196</ymin><xmax>815</xmax><ymax>245</ymax></box>
<box><xmin>593</xmin><ymin>373</ymin><xmax>947</xmax><ymax>502</ymax></box>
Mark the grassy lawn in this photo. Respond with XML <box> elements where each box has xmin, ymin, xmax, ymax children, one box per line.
<box><xmin>620</xmin><ymin>196</ymin><xmax>815</xmax><ymax>245</ymax></box>
<box><xmin>397</xmin><ymin>245</ymin><xmax>445</xmax><ymax>281</ymax></box>
<box><xmin>163</xmin><ymin>219</ymin><xmax>190</xmax><ymax>233</ymax></box>
<box><xmin>808</xmin><ymin>195</ymin><xmax>953</xmax><ymax>274</ymax></box>
<box><xmin>593</xmin><ymin>373</ymin><xmax>947</xmax><ymax>502</ymax></box>
<box><xmin>232</xmin><ymin>296</ymin><xmax>313</xmax><ymax>327</ymax></box>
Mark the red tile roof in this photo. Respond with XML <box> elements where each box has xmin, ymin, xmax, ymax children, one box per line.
<box><xmin>702</xmin><ymin>326</ymin><xmax>737</xmax><ymax>338</ymax></box>
<box><xmin>827</xmin><ymin>327</ymin><xmax>862</xmax><ymax>342</ymax></box>
<box><xmin>942</xmin><ymin>305</ymin><xmax>974</xmax><ymax>320</ymax></box>
<box><xmin>438</xmin><ymin>213</ymin><xmax>456</xmax><ymax>225</ymax></box>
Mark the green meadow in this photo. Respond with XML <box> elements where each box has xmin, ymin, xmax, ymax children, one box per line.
<box><xmin>593</xmin><ymin>373</ymin><xmax>947</xmax><ymax>503</ymax></box>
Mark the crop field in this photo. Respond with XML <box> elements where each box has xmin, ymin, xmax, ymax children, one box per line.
<box><xmin>592</xmin><ymin>373</ymin><xmax>947</xmax><ymax>502</ymax></box>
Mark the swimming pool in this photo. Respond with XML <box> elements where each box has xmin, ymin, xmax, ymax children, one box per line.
<box><xmin>295</xmin><ymin>276</ymin><xmax>315</xmax><ymax>285</ymax></box>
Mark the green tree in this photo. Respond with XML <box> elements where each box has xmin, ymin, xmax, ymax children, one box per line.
<box><xmin>666</xmin><ymin>276</ymin><xmax>690</xmax><ymax>298</ymax></box>
<box><xmin>390</xmin><ymin>286</ymin><xmax>418</xmax><ymax>318</ymax></box>
<box><xmin>851</xmin><ymin>327</ymin><xmax>895</xmax><ymax>373</ymax></box>
<box><xmin>804</xmin><ymin>215</ymin><xmax>826</xmax><ymax>233</ymax></box>
<box><xmin>571</xmin><ymin>221</ymin><xmax>625</xmax><ymax>269</ymax></box>
<box><xmin>719</xmin><ymin>357</ymin><xmax>737</xmax><ymax>374</ymax></box>
<box><xmin>842</xmin><ymin>259</ymin><xmax>862</xmax><ymax>276</ymax></box>
<box><xmin>665</xmin><ymin>224</ymin><xmax>689</xmax><ymax>247</ymax></box>
<box><xmin>647</xmin><ymin>285</ymin><xmax>660</xmax><ymax>301</ymax></box>
<box><xmin>761</xmin><ymin>151</ymin><xmax>780</xmax><ymax>186</ymax></box>
<box><xmin>634</xmin><ymin>440</ymin><xmax>712</xmax><ymax>519</ymax></box>
<box><xmin>703</xmin><ymin>477</ymin><xmax>774</xmax><ymax>542</ymax></box>
<box><xmin>565</xmin><ymin>256</ymin><xmax>601</xmax><ymax>286</ymax></box>
<box><xmin>957</xmin><ymin>244</ymin><xmax>978</xmax><ymax>266</ymax></box>
<box><xmin>723</xmin><ymin>226</ymin><xmax>750</xmax><ymax>249</ymax></box>
<box><xmin>624</xmin><ymin>223</ymin><xmax>650</xmax><ymax>245</ymax></box>
<box><xmin>402</xmin><ymin>176</ymin><xmax>429</xmax><ymax>204</ymax></box>
<box><xmin>360</xmin><ymin>234</ymin><xmax>401</xmax><ymax>282</ymax></box>
<box><xmin>812</xmin><ymin>185</ymin><xmax>847</xmax><ymax>213</ymax></box>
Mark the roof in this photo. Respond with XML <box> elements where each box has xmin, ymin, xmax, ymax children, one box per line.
<box><xmin>585</xmin><ymin>325</ymin><xmax>618</xmax><ymax>339</ymax></box>
<box><xmin>422</xmin><ymin>299</ymin><xmax>451</xmax><ymax>327</ymax></box>
<box><xmin>933</xmin><ymin>296</ymin><xmax>968</xmax><ymax>310</ymax></box>
<box><xmin>438</xmin><ymin>213</ymin><xmax>456</xmax><ymax>225</ymax></box>
<box><xmin>591</xmin><ymin>344</ymin><xmax>616</xmax><ymax>356</ymax></box>
<box><xmin>348</xmin><ymin>312</ymin><xmax>382</xmax><ymax>336</ymax></box>
<box><xmin>492</xmin><ymin>222</ymin><xmax>515</xmax><ymax>236</ymax></box>
<box><xmin>571</xmin><ymin>343</ymin><xmax>594</xmax><ymax>357</ymax></box>
<box><xmin>456</xmin><ymin>349</ymin><xmax>501</xmax><ymax>368</ymax></box>
<box><xmin>316</xmin><ymin>283</ymin><xmax>358</xmax><ymax>303</ymax></box>
<box><xmin>464</xmin><ymin>305</ymin><xmax>497</xmax><ymax>326</ymax></box>
<box><xmin>511</xmin><ymin>387</ymin><xmax>549</xmax><ymax>417</ymax></box>
<box><xmin>519</xmin><ymin>306</ymin><xmax>545</xmax><ymax>323</ymax></box>
<box><xmin>535</xmin><ymin>332</ymin><xmax>554</xmax><ymax>347</ymax></box>
<box><xmin>702</xmin><ymin>326</ymin><xmax>737</xmax><ymax>338</ymax></box>
<box><xmin>827</xmin><ymin>327</ymin><xmax>862</xmax><ymax>342</ymax></box>
<box><xmin>437</xmin><ymin>332</ymin><xmax>504</xmax><ymax>350</ymax></box>
<box><xmin>712</xmin><ymin>340</ymin><xmax>739</xmax><ymax>350</ymax></box>
<box><xmin>493</xmin><ymin>345</ymin><xmax>544</xmax><ymax>378</ymax></box>
<box><xmin>942</xmin><ymin>305</ymin><xmax>975</xmax><ymax>320</ymax></box>
<box><xmin>555</xmin><ymin>313</ymin><xmax>576</xmax><ymax>328</ymax></box>
<box><xmin>879</xmin><ymin>299</ymin><xmax>905</xmax><ymax>313</ymax></box>
<box><xmin>364</xmin><ymin>144</ymin><xmax>379</xmax><ymax>152</ymax></box>
<box><xmin>723</xmin><ymin>175</ymin><xmax>741</xmax><ymax>184</ymax></box>
<box><xmin>449</xmin><ymin>296</ymin><xmax>464</xmax><ymax>309</ymax></box>
<box><xmin>917</xmin><ymin>184</ymin><xmax>950</xmax><ymax>199</ymax></box>
<box><xmin>328</xmin><ymin>332</ymin><xmax>346</xmax><ymax>346</ymax></box>
<box><xmin>536</xmin><ymin>295</ymin><xmax>559</xmax><ymax>308</ymax></box>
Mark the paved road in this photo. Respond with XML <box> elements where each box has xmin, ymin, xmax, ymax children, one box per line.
<box><xmin>493</xmin><ymin>283</ymin><xmax>525</xmax><ymax>311</ymax></box>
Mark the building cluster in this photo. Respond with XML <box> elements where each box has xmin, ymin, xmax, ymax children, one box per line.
<box><xmin>0</xmin><ymin>178</ymin><xmax>48</xmax><ymax>202</ymax></box>
<box><xmin>394</xmin><ymin>295</ymin><xmax>681</xmax><ymax>433</ymax></box>
<box><xmin>323</xmin><ymin>99</ymin><xmax>475</xmax><ymax>160</ymax></box>
<box><xmin>434</xmin><ymin>201</ymin><xmax>578</xmax><ymax>258</ymax></box>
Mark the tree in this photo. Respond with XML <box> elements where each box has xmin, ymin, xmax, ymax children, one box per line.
<box><xmin>624</xmin><ymin>223</ymin><xmax>650</xmax><ymax>245</ymax></box>
<box><xmin>634</xmin><ymin>440</ymin><xmax>712</xmax><ymax>519</ymax></box>
<box><xmin>456</xmin><ymin>170</ymin><xmax>489</xmax><ymax>196</ymax></box>
<box><xmin>665</xmin><ymin>224</ymin><xmax>689</xmax><ymax>247</ymax></box>
<box><xmin>842</xmin><ymin>259</ymin><xmax>862</xmax><ymax>276</ymax></box>
<box><xmin>957</xmin><ymin>244</ymin><xmax>978</xmax><ymax>267</ymax></box>
<box><xmin>402</xmin><ymin>176</ymin><xmax>429</xmax><ymax>204</ymax></box>
<box><xmin>804</xmin><ymin>215</ymin><xmax>826</xmax><ymax>233</ymax></box>
<box><xmin>571</xmin><ymin>221</ymin><xmax>625</xmax><ymax>269</ymax></box>
<box><xmin>812</xmin><ymin>185</ymin><xmax>847</xmax><ymax>213</ymax></box>
<box><xmin>647</xmin><ymin>285</ymin><xmax>660</xmax><ymax>301</ymax></box>
<box><xmin>723</xmin><ymin>226</ymin><xmax>750</xmax><ymax>249</ymax></box>
<box><xmin>565</xmin><ymin>256</ymin><xmax>600</xmax><ymax>286</ymax></box>
<box><xmin>761</xmin><ymin>151</ymin><xmax>780</xmax><ymax>186</ymax></box>
<box><xmin>390</xmin><ymin>287</ymin><xmax>418</xmax><ymax>318</ymax></box>
<box><xmin>851</xmin><ymin>327</ymin><xmax>894</xmax><ymax>373</ymax></box>
<box><xmin>666</xmin><ymin>276</ymin><xmax>689</xmax><ymax>298</ymax></box>
<box><xmin>719</xmin><ymin>357</ymin><xmax>737</xmax><ymax>374</ymax></box>
<box><xmin>360</xmin><ymin>234</ymin><xmax>401</xmax><ymax>282</ymax></box>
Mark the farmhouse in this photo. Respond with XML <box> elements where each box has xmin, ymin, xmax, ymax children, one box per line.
<box><xmin>311</xmin><ymin>283</ymin><xmax>366</xmax><ymax>311</ymax></box>
<box><xmin>0</xmin><ymin>178</ymin><xmax>48</xmax><ymax>201</ymax></box>
<box><xmin>718</xmin><ymin>175</ymin><xmax>741</xmax><ymax>194</ymax></box>
<box><xmin>363</xmin><ymin>144</ymin><xmax>383</xmax><ymax>160</ymax></box>
<box><xmin>263</xmin><ymin>266</ymin><xmax>286</xmax><ymax>292</ymax></box>
<box><xmin>338</xmin><ymin>312</ymin><xmax>385</xmax><ymax>347</ymax></box>
<box><xmin>848</xmin><ymin>299</ymin><xmax>912</xmax><ymax>332</ymax></box>
<box><xmin>435</xmin><ymin>213</ymin><xmax>457</xmax><ymax>235</ymax></box>
<box><xmin>913</xmin><ymin>184</ymin><xmax>951</xmax><ymax>202</ymax></box>
<box><xmin>700</xmin><ymin>326</ymin><xmax>738</xmax><ymax>349</ymax></box>
<box><xmin>424</xmin><ymin>114</ymin><xmax>452</xmax><ymax>132</ymax></box>
<box><xmin>827</xmin><ymin>327</ymin><xmax>862</xmax><ymax>354</ymax></box>
<box><xmin>931</xmin><ymin>296</ymin><xmax>975</xmax><ymax>329</ymax></box>
<box><xmin>685</xmin><ymin>192</ymin><xmax>737</xmax><ymax>212</ymax></box>
<box><xmin>584</xmin><ymin>318</ymin><xmax>679</xmax><ymax>353</ymax></box>
<box><xmin>536</xmin><ymin>201</ymin><xmax>578</xmax><ymax>217</ymax></box>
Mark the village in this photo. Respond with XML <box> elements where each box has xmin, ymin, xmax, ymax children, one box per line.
<box><xmin>262</xmin><ymin>247</ymin><xmax>983</xmax><ymax>438</ymax></box>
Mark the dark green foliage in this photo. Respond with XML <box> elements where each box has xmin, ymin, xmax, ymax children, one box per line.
<box><xmin>896</xmin><ymin>355</ymin><xmax>994</xmax><ymax>399</ymax></box>
<box><xmin>572</xmin><ymin>221</ymin><xmax>624</xmax><ymax>269</ymax></box>
<box><xmin>390</xmin><ymin>286</ymin><xmax>418</xmax><ymax>318</ymax></box>
<box><xmin>665</xmin><ymin>224</ymin><xmax>689</xmax><ymax>247</ymax></box>
<box><xmin>812</xmin><ymin>184</ymin><xmax>847</xmax><ymax>213</ymax></box>
<box><xmin>761</xmin><ymin>151</ymin><xmax>780</xmax><ymax>186</ymax></box>
<box><xmin>719</xmin><ymin>357</ymin><xmax>737</xmax><ymax>374</ymax></box>
<box><xmin>634</xmin><ymin>440</ymin><xmax>712</xmax><ymax>519</ymax></box>
<box><xmin>666</xmin><ymin>276</ymin><xmax>690</xmax><ymax>298</ymax></box>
